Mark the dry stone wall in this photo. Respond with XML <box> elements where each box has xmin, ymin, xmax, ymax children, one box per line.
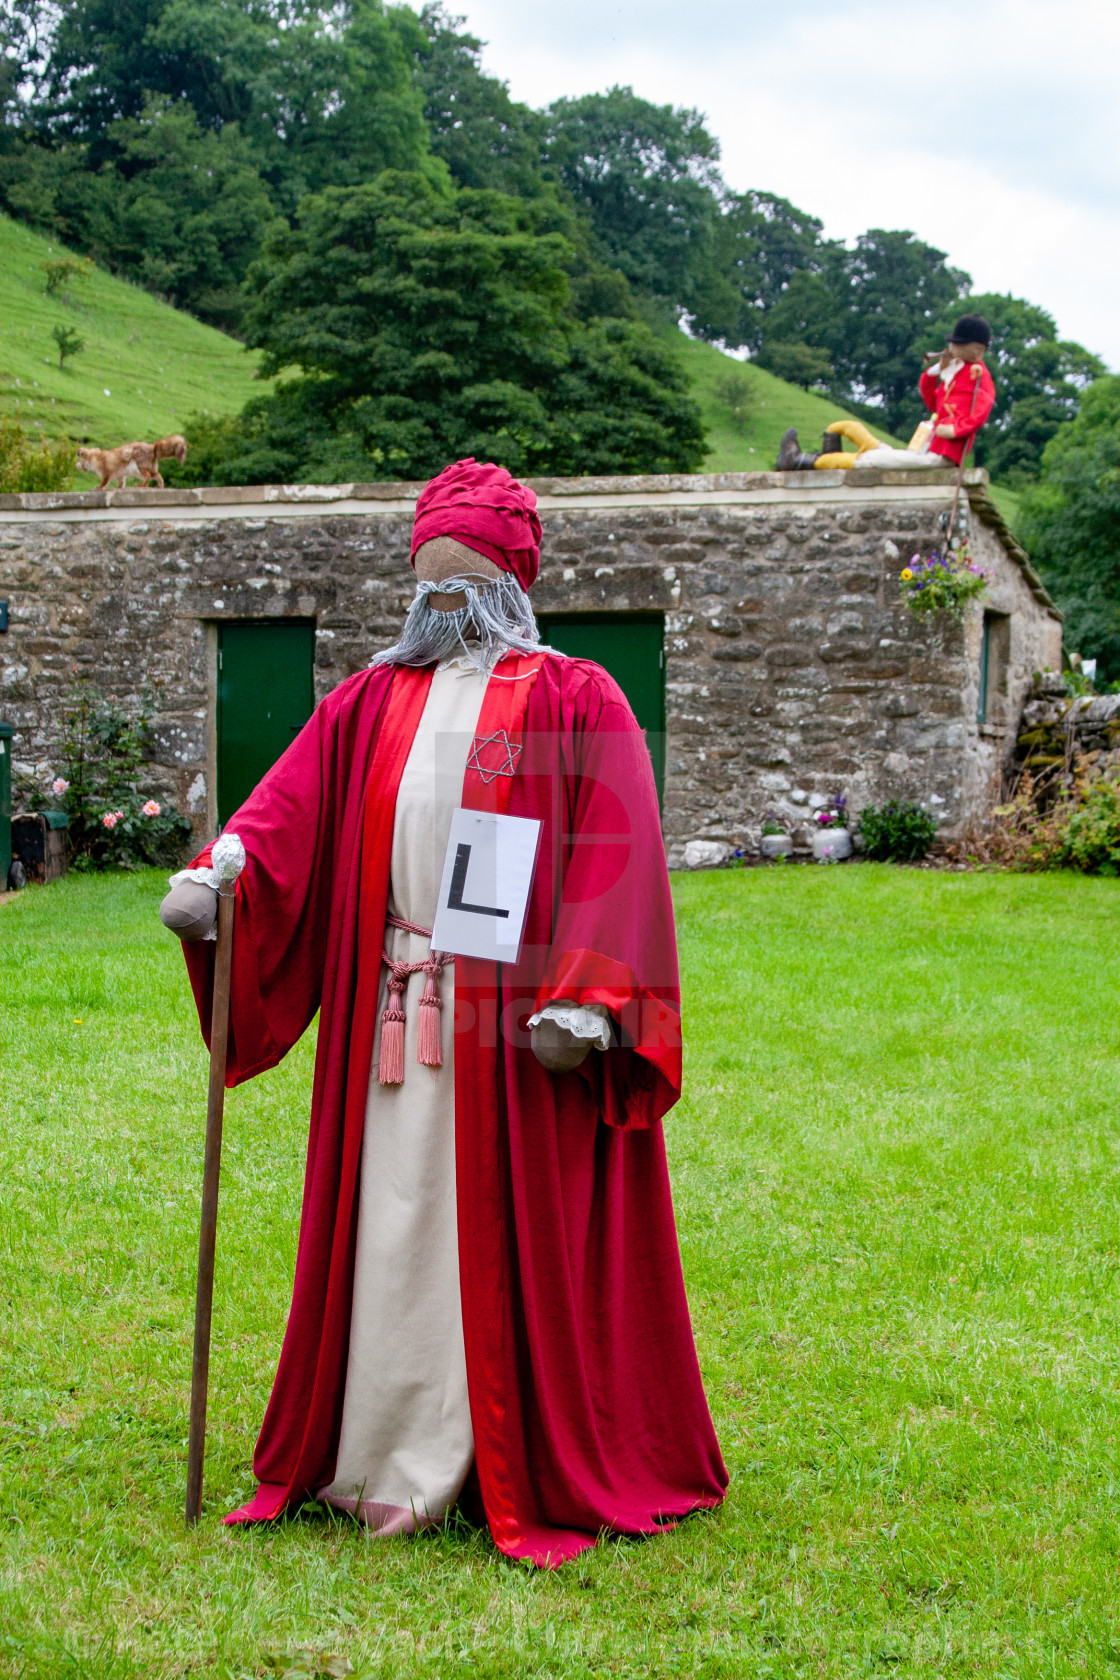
<box><xmin>0</xmin><ymin>469</ymin><xmax>1062</xmax><ymax>864</ymax></box>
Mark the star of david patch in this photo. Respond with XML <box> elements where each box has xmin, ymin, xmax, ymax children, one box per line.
<box><xmin>467</xmin><ymin>729</ymin><xmax>522</xmax><ymax>784</ymax></box>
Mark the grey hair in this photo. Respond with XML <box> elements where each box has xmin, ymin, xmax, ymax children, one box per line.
<box><xmin>371</xmin><ymin>572</ymin><xmax>550</xmax><ymax>676</ymax></box>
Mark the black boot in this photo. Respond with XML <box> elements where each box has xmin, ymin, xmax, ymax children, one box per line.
<box><xmin>820</xmin><ymin>430</ymin><xmax>844</xmax><ymax>457</ymax></box>
<box><xmin>776</xmin><ymin>427</ymin><xmax>818</xmax><ymax>471</ymax></box>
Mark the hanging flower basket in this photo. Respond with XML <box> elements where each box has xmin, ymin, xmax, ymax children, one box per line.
<box><xmin>900</xmin><ymin>545</ymin><xmax>987</xmax><ymax>618</ymax></box>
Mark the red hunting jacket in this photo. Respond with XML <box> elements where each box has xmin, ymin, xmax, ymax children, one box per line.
<box><xmin>919</xmin><ymin>358</ymin><xmax>996</xmax><ymax>465</ymax></box>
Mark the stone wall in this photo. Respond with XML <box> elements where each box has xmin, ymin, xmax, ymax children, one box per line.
<box><xmin>0</xmin><ymin>468</ymin><xmax>1062</xmax><ymax>864</ymax></box>
<box><xmin>1016</xmin><ymin>674</ymin><xmax>1120</xmax><ymax>783</ymax></box>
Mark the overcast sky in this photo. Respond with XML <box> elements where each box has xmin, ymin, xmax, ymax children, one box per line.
<box><xmin>423</xmin><ymin>0</ymin><xmax>1118</xmax><ymax>368</ymax></box>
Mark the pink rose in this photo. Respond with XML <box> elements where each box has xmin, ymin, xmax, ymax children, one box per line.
<box><xmin>51</xmin><ymin>777</ymin><xmax>69</xmax><ymax>796</ymax></box>
<box><xmin>101</xmin><ymin>812</ymin><xmax>118</xmax><ymax>829</ymax></box>
<box><xmin>141</xmin><ymin>799</ymin><xmax>161</xmax><ymax>818</ymax></box>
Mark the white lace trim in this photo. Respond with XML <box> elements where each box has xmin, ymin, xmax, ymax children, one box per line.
<box><xmin>526</xmin><ymin>999</ymin><xmax>611</xmax><ymax>1051</ymax></box>
<box><xmin>437</xmin><ymin>651</ymin><xmax>496</xmax><ymax>675</ymax></box>
<box><xmin>167</xmin><ymin>867</ymin><xmax>219</xmax><ymax>939</ymax></box>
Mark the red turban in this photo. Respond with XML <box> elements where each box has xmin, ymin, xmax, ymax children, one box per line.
<box><xmin>410</xmin><ymin>458</ymin><xmax>542</xmax><ymax>591</ymax></box>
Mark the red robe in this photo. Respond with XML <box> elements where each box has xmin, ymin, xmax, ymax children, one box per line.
<box><xmin>919</xmin><ymin>358</ymin><xmax>996</xmax><ymax>465</ymax></box>
<box><xmin>183</xmin><ymin>652</ymin><xmax>727</xmax><ymax>1566</ymax></box>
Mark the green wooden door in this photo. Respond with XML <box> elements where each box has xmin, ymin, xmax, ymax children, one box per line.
<box><xmin>538</xmin><ymin>613</ymin><xmax>665</xmax><ymax>803</ymax></box>
<box><xmin>217</xmin><ymin>621</ymin><xmax>315</xmax><ymax>827</ymax></box>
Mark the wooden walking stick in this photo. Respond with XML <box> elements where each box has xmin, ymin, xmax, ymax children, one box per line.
<box><xmin>185</xmin><ymin>832</ymin><xmax>245</xmax><ymax>1527</ymax></box>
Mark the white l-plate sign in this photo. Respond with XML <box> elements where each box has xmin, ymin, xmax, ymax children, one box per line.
<box><xmin>430</xmin><ymin>807</ymin><xmax>542</xmax><ymax>964</ymax></box>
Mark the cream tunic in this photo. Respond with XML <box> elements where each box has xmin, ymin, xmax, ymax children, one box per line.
<box><xmin>319</xmin><ymin>658</ymin><xmax>488</xmax><ymax>1533</ymax></box>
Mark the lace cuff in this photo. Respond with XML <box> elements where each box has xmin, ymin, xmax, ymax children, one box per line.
<box><xmin>527</xmin><ymin>999</ymin><xmax>612</xmax><ymax>1052</ymax></box>
<box><xmin>167</xmin><ymin>867</ymin><xmax>219</xmax><ymax>940</ymax></box>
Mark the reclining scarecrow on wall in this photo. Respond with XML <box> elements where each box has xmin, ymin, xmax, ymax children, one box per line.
<box><xmin>775</xmin><ymin>314</ymin><xmax>996</xmax><ymax>473</ymax></box>
<box><xmin>159</xmin><ymin>457</ymin><xmax>728</xmax><ymax>1567</ymax></box>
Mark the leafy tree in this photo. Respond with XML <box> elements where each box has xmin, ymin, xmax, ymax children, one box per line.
<box><xmin>51</xmin><ymin>321</ymin><xmax>83</xmax><ymax>367</ymax></box>
<box><xmin>0</xmin><ymin>0</ymin><xmax>439</xmax><ymax>321</ymax></box>
<box><xmin>41</xmin><ymin>252</ymin><xmax>91</xmax><ymax>296</ymax></box>
<box><xmin>410</xmin><ymin>8</ymin><xmax>637</xmax><ymax>327</ymax></box>
<box><xmin>30</xmin><ymin>0</ymin><xmax>432</xmax><ymax>184</ymax></box>
<box><xmin>1020</xmin><ymin>377</ymin><xmax>1120</xmax><ymax>680</ymax></box>
<box><xmin>711</xmin><ymin>365</ymin><xmax>753</xmax><ymax>436</ymax></box>
<box><xmin>755</xmin><ymin>270</ymin><xmax>837</xmax><ymax>385</ymax></box>
<box><xmin>169</xmin><ymin>171</ymin><xmax>704</xmax><ymax>483</ymax></box>
<box><xmin>746</xmin><ymin>228</ymin><xmax>969</xmax><ymax>430</ymax></box>
<box><xmin>690</xmin><ymin>191</ymin><xmax>827</xmax><ymax>351</ymax></box>
<box><xmin>827</xmin><ymin>229</ymin><xmax>969</xmax><ymax>434</ymax></box>
<box><xmin>96</xmin><ymin>95</ymin><xmax>274</xmax><ymax>324</ymax></box>
<box><xmin>412</xmin><ymin>3</ymin><xmax>548</xmax><ymax>199</ymax></box>
<box><xmin>926</xmin><ymin>292</ymin><xmax>1105</xmax><ymax>483</ymax></box>
<box><xmin>545</xmin><ymin>86</ymin><xmax>723</xmax><ymax>313</ymax></box>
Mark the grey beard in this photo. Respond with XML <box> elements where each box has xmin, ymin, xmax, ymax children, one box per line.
<box><xmin>371</xmin><ymin>573</ymin><xmax>546</xmax><ymax>676</ymax></box>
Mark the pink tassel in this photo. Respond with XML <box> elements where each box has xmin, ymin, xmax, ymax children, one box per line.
<box><xmin>378</xmin><ymin>986</ymin><xmax>406</xmax><ymax>1085</ymax></box>
<box><xmin>416</xmin><ymin>965</ymin><xmax>443</xmax><ymax>1068</ymax></box>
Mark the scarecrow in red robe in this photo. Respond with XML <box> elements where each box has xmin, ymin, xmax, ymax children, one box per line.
<box><xmin>160</xmin><ymin>458</ymin><xmax>727</xmax><ymax>1566</ymax></box>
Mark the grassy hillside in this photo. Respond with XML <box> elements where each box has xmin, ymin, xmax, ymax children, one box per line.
<box><xmin>0</xmin><ymin>214</ymin><xmax>270</xmax><ymax>450</ymax></box>
<box><xmin>0</xmin><ymin>210</ymin><xmax>1028</xmax><ymax>511</ymax></box>
<box><xmin>987</xmin><ymin>482</ymin><xmax>1021</xmax><ymax>528</ymax></box>
<box><xmin>670</xmin><ymin>329</ymin><xmax>906</xmax><ymax>471</ymax></box>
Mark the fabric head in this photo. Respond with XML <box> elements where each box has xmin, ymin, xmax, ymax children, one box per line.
<box><xmin>950</xmin><ymin>313</ymin><xmax>991</xmax><ymax>347</ymax></box>
<box><xmin>411</xmin><ymin>458</ymin><xmax>542</xmax><ymax>591</ymax></box>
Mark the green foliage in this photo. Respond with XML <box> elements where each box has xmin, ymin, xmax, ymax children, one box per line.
<box><xmin>899</xmin><ymin>546</ymin><xmax>989</xmax><ymax>618</ymax></box>
<box><xmin>52</xmin><ymin>682</ymin><xmax>192</xmax><ymax>869</ymax></box>
<box><xmin>546</xmin><ymin>86</ymin><xmax>723</xmax><ymax>312</ymax></box>
<box><xmin>984</xmin><ymin>763</ymin><xmax>1120</xmax><ymax>875</ymax></box>
<box><xmin>1019</xmin><ymin>376</ymin><xmax>1120</xmax><ymax>680</ymax></box>
<box><xmin>0</xmin><ymin>0</ymin><xmax>438</xmax><ymax>325</ymax></box>
<box><xmin>414</xmin><ymin>4</ymin><xmax>548</xmax><ymax>200</ymax></box>
<box><xmin>711</xmin><ymin>364</ymin><xmax>753</xmax><ymax>435</ymax></box>
<box><xmin>755</xmin><ymin>268</ymin><xmax>836</xmax><ymax>384</ymax></box>
<box><xmin>40</xmin><ymin>253</ymin><xmax>91</xmax><ymax>297</ymax></box>
<box><xmin>857</xmin><ymin>799</ymin><xmax>938</xmax><ymax>861</ymax></box>
<box><xmin>1052</xmin><ymin>773</ymin><xmax>1120</xmax><ymax>874</ymax></box>
<box><xmin>50</xmin><ymin>320</ymin><xmax>83</xmax><ymax>367</ymax></box>
<box><xmin>827</xmin><ymin>230</ymin><xmax>969</xmax><ymax>435</ymax></box>
<box><xmin>93</xmin><ymin>94</ymin><xmax>276</xmax><ymax>330</ymax></box>
<box><xmin>171</xmin><ymin>171</ymin><xmax>704</xmax><ymax>483</ymax></box>
<box><xmin>0</xmin><ymin>413</ymin><xmax>75</xmax><ymax>489</ymax></box>
<box><xmin>691</xmin><ymin>190</ymin><xmax>825</xmax><ymax>350</ymax></box>
<box><xmin>756</xmin><ymin>338</ymin><xmax>833</xmax><ymax>390</ymax></box>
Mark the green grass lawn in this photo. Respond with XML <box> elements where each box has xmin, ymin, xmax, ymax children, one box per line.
<box><xmin>0</xmin><ymin>213</ymin><xmax>272</xmax><ymax>452</ymax></box>
<box><xmin>3</xmin><ymin>864</ymin><xmax>1120</xmax><ymax>1678</ymax></box>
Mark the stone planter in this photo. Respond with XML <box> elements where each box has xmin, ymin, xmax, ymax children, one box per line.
<box><xmin>759</xmin><ymin>833</ymin><xmax>793</xmax><ymax>859</ymax></box>
<box><xmin>811</xmin><ymin>827</ymin><xmax>853</xmax><ymax>863</ymax></box>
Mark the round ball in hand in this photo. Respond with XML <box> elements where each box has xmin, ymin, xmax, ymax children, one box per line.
<box><xmin>531</xmin><ymin>1018</ymin><xmax>592</xmax><ymax>1073</ymax></box>
<box><xmin>159</xmin><ymin>881</ymin><xmax>218</xmax><ymax>942</ymax></box>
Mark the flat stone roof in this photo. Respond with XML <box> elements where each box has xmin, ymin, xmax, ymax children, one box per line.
<box><xmin>0</xmin><ymin>465</ymin><xmax>985</xmax><ymax>523</ymax></box>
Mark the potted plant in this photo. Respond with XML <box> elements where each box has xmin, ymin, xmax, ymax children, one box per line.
<box><xmin>758</xmin><ymin>811</ymin><xmax>793</xmax><ymax>859</ymax></box>
<box><xmin>811</xmin><ymin>795</ymin><xmax>852</xmax><ymax>862</ymax></box>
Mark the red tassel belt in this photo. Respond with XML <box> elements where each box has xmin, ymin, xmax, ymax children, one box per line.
<box><xmin>378</xmin><ymin>914</ymin><xmax>452</xmax><ymax>1085</ymax></box>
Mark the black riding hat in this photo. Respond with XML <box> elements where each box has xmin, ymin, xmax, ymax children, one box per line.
<box><xmin>949</xmin><ymin>313</ymin><xmax>991</xmax><ymax>347</ymax></box>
